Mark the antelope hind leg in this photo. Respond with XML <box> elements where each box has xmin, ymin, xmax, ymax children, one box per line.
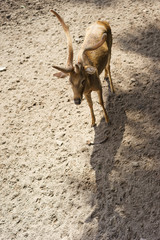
<box><xmin>105</xmin><ymin>64</ymin><xmax>115</xmax><ymax>93</ymax></box>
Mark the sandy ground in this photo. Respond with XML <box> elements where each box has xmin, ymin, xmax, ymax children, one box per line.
<box><xmin>0</xmin><ymin>0</ymin><xmax>160</xmax><ymax>239</ymax></box>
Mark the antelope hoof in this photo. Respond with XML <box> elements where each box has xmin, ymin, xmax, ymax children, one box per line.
<box><xmin>105</xmin><ymin>116</ymin><xmax>109</xmax><ymax>124</ymax></box>
<box><xmin>111</xmin><ymin>88</ymin><xmax>115</xmax><ymax>94</ymax></box>
<box><xmin>91</xmin><ymin>122</ymin><xmax>96</xmax><ymax>127</ymax></box>
<box><xmin>105</xmin><ymin>118</ymin><xmax>111</xmax><ymax>126</ymax></box>
<box><xmin>104</xmin><ymin>77</ymin><xmax>109</xmax><ymax>82</ymax></box>
<box><xmin>107</xmin><ymin>121</ymin><xmax>111</xmax><ymax>126</ymax></box>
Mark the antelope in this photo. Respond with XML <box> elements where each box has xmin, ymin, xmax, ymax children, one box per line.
<box><xmin>51</xmin><ymin>10</ymin><xmax>114</xmax><ymax>127</ymax></box>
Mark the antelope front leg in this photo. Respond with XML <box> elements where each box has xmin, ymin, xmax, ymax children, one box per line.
<box><xmin>97</xmin><ymin>88</ymin><xmax>109</xmax><ymax>123</ymax></box>
<box><xmin>84</xmin><ymin>93</ymin><xmax>96</xmax><ymax>127</ymax></box>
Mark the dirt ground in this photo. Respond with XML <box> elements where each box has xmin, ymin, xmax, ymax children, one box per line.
<box><xmin>0</xmin><ymin>0</ymin><xmax>160</xmax><ymax>239</ymax></box>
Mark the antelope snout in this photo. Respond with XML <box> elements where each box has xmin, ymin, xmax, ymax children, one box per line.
<box><xmin>74</xmin><ymin>98</ymin><xmax>81</xmax><ymax>105</ymax></box>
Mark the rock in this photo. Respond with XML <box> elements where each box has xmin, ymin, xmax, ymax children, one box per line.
<box><xmin>56</xmin><ymin>140</ymin><xmax>63</xmax><ymax>146</ymax></box>
<box><xmin>132</xmin><ymin>162</ymin><xmax>139</xmax><ymax>167</ymax></box>
<box><xmin>0</xmin><ymin>66</ymin><xmax>6</xmax><ymax>72</ymax></box>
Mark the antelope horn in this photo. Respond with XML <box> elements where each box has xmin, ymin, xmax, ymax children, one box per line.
<box><xmin>51</xmin><ymin>10</ymin><xmax>73</xmax><ymax>68</ymax></box>
<box><xmin>82</xmin><ymin>33</ymin><xmax>107</xmax><ymax>63</ymax></box>
<box><xmin>84</xmin><ymin>33</ymin><xmax>107</xmax><ymax>53</ymax></box>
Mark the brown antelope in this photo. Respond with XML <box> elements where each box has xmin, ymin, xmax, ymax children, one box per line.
<box><xmin>51</xmin><ymin>10</ymin><xmax>114</xmax><ymax>127</ymax></box>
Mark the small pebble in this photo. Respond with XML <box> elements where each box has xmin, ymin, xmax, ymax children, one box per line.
<box><xmin>0</xmin><ymin>66</ymin><xmax>6</xmax><ymax>72</ymax></box>
<box><xmin>132</xmin><ymin>162</ymin><xmax>139</xmax><ymax>167</ymax></box>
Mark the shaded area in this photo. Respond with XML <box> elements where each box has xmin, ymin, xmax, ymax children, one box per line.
<box><xmin>84</xmin><ymin>75</ymin><xmax>159</xmax><ymax>239</ymax></box>
<box><xmin>81</xmin><ymin>24</ymin><xmax>160</xmax><ymax>239</ymax></box>
<box><xmin>118</xmin><ymin>23</ymin><xmax>160</xmax><ymax>60</ymax></box>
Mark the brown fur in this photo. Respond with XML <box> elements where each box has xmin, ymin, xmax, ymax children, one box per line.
<box><xmin>51</xmin><ymin>10</ymin><xmax>114</xmax><ymax>126</ymax></box>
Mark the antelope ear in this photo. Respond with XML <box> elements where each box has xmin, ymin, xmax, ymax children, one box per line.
<box><xmin>53</xmin><ymin>72</ymin><xmax>68</xmax><ymax>78</ymax></box>
<box><xmin>84</xmin><ymin>66</ymin><xmax>97</xmax><ymax>75</ymax></box>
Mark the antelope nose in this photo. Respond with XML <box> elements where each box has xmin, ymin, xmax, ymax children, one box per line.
<box><xmin>74</xmin><ymin>98</ymin><xmax>81</xmax><ymax>105</ymax></box>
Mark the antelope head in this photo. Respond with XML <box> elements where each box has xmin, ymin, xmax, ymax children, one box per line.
<box><xmin>51</xmin><ymin>10</ymin><xmax>106</xmax><ymax>105</ymax></box>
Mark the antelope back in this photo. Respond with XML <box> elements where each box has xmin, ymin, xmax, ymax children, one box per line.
<box><xmin>80</xmin><ymin>21</ymin><xmax>112</xmax><ymax>74</ymax></box>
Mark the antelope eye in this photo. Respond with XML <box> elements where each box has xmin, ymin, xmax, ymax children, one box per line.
<box><xmin>81</xmin><ymin>79</ymin><xmax>85</xmax><ymax>85</ymax></box>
